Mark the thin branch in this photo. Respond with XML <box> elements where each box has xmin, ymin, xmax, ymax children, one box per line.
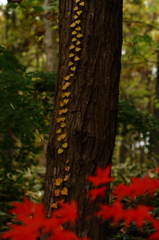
<box><xmin>35</xmin><ymin>132</ymin><xmax>48</xmax><ymax>144</ymax></box>
<box><xmin>123</xmin><ymin>18</ymin><xmax>159</xmax><ymax>31</ymax></box>
<box><xmin>122</xmin><ymin>61</ymin><xmax>159</xmax><ymax>65</ymax></box>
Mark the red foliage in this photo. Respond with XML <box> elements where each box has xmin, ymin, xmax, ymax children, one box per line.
<box><xmin>149</xmin><ymin>220</ymin><xmax>159</xmax><ymax>240</ymax></box>
<box><xmin>87</xmin><ymin>186</ymin><xmax>107</xmax><ymax>201</ymax></box>
<box><xmin>123</xmin><ymin>205</ymin><xmax>153</xmax><ymax>228</ymax></box>
<box><xmin>53</xmin><ymin>200</ymin><xmax>78</xmax><ymax>225</ymax></box>
<box><xmin>9</xmin><ymin>197</ymin><xmax>37</xmax><ymax>217</ymax></box>
<box><xmin>1</xmin><ymin>199</ymin><xmax>82</xmax><ymax>240</ymax></box>
<box><xmin>1</xmin><ymin>225</ymin><xmax>40</xmax><ymax>240</ymax></box>
<box><xmin>87</xmin><ymin>165</ymin><xmax>113</xmax><ymax>186</ymax></box>
<box><xmin>97</xmin><ymin>202</ymin><xmax>154</xmax><ymax>228</ymax></box>
<box><xmin>1</xmin><ymin>164</ymin><xmax>159</xmax><ymax>240</ymax></box>
<box><xmin>96</xmin><ymin>201</ymin><xmax>124</xmax><ymax>224</ymax></box>
<box><xmin>112</xmin><ymin>175</ymin><xmax>159</xmax><ymax>200</ymax></box>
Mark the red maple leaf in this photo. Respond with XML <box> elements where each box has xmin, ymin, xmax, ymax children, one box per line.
<box><xmin>9</xmin><ymin>197</ymin><xmax>37</xmax><ymax>218</ymax></box>
<box><xmin>87</xmin><ymin>186</ymin><xmax>107</xmax><ymax>201</ymax></box>
<box><xmin>87</xmin><ymin>165</ymin><xmax>113</xmax><ymax>186</ymax></box>
<box><xmin>130</xmin><ymin>176</ymin><xmax>159</xmax><ymax>198</ymax></box>
<box><xmin>96</xmin><ymin>201</ymin><xmax>124</xmax><ymax>225</ymax></box>
<box><xmin>149</xmin><ymin>220</ymin><xmax>159</xmax><ymax>240</ymax></box>
<box><xmin>1</xmin><ymin>224</ymin><xmax>40</xmax><ymax>240</ymax></box>
<box><xmin>112</xmin><ymin>176</ymin><xmax>159</xmax><ymax>200</ymax></box>
<box><xmin>142</xmin><ymin>176</ymin><xmax>159</xmax><ymax>195</ymax></box>
<box><xmin>112</xmin><ymin>183</ymin><xmax>130</xmax><ymax>200</ymax></box>
<box><xmin>1</xmin><ymin>198</ymin><xmax>61</xmax><ymax>240</ymax></box>
<box><xmin>53</xmin><ymin>200</ymin><xmax>78</xmax><ymax>225</ymax></box>
<box><xmin>112</xmin><ymin>178</ymin><xmax>147</xmax><ymax>200</ymax></box>
<box><xmin>123</xmin><ymin>205</ymin><xmax>154</xmax><ymax>228</ymax></box>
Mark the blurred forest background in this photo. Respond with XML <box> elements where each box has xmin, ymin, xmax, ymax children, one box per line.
<box><xmin>1</xmin><ymin>0</ymin><xmax>159</xmax><ymax>239</ymax></box>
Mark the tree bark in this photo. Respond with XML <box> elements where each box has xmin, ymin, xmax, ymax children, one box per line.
<box><xmin>43</xmin><ymin>0</ymin><xmax>58</xmax><ymax>72</ymax></box>
<box><xmin>151</xmin><ymin>52</ymin><xmax>159</xmax><ymax>164</ymax></box>
<box><xmin>44</xmin><ymin>1</ymin><xmax>123</xmax><ymax>239</ymax></box>
<box><xmin>42</xmin><ymin>0</ymin><xmax>59</xmax><ymax>167</ymax></box>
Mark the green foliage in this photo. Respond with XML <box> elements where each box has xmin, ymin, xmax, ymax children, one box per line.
<box><xmin>0</xmin><ymin>46</ymin><xmax>56</xmax><ymax>233</ymax></box>
<box><xmin>132</xmin><ymin>34</ymin><xmax>152</xmax><ymax>45</ymax></box>
<box><xmin>0</xmin><ymin>46</ymin><xmax>56</xmax><ymax>173</ymax></box>
<box><xmin>32</xmin><ymin>5</ymin><xmax>44</xmax><ymax>12</ymax></box>
<box><xmin>118</xmin><ymin>99</ymin><xmax>159</xmax><ymax>143</ymax></box>
<box><xmin>0</xmin><ymin>166</ymin><xmax>45</xmax><ymax>233</ymax></box>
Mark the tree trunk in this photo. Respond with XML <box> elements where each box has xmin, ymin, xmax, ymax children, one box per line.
<box><xmin>151</xmin><ymin>52</ymin><xmax>159</xmax><ymax>164</ymax></box>
<box><xmin>42</xmin><ymin>0</ymin><xmax>59</xmax><ymax>166</ymax></box>
<box><xmin>44</xmin><ymin>1</ymin><xmax>123</xmax><ymax>239</ymax></box>
<box><xmin>43</xmin><ymin>0</ymin><xmax>58</xmax><ymax>72</ymax></box>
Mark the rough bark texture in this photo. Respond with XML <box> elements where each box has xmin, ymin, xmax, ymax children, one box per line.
<box><xmin>44</xmin><ymin>1</ymin><xmax>123</xmax><ymax>239</ymax></box>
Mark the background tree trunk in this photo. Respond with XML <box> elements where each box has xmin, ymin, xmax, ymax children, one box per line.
<box><xmin>42</xmin><ymin>0</ymin><xmax>59</xmax><ymax>166</ymax></box>
<box><xmin>151</xmin><ymin>52</ymin><xmax>159</xmax><ymax>165</ymax></box>
<box><xmin>43</xmin><ymin>0</ymin><xmax>58</xmax><ymax>72</ymax></box>
<box><xmin>44</xmin><ymin>1</ymin><xmax>123</xmax><ymax>239</ymax></box>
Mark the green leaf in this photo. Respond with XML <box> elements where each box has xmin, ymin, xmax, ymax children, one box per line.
<box><xmin>9</xmin><ymin>3</ymin><xmax>18</xmax><ymax>8</ymax></box>
<box><xmin>32</xmin><ymin>6</ymin><xmax>44</xmax><ymax>12</ymax></box>
<box><xmin>117</xmin><ymin>171</ymin><xmax>127</xmax><ymax>183</ymax></box>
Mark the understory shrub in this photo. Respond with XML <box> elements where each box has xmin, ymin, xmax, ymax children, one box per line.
<box><xmin>1</xmin><ymin>165</ymin><xmax>159</xmax><ymax>240</ymax></box>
